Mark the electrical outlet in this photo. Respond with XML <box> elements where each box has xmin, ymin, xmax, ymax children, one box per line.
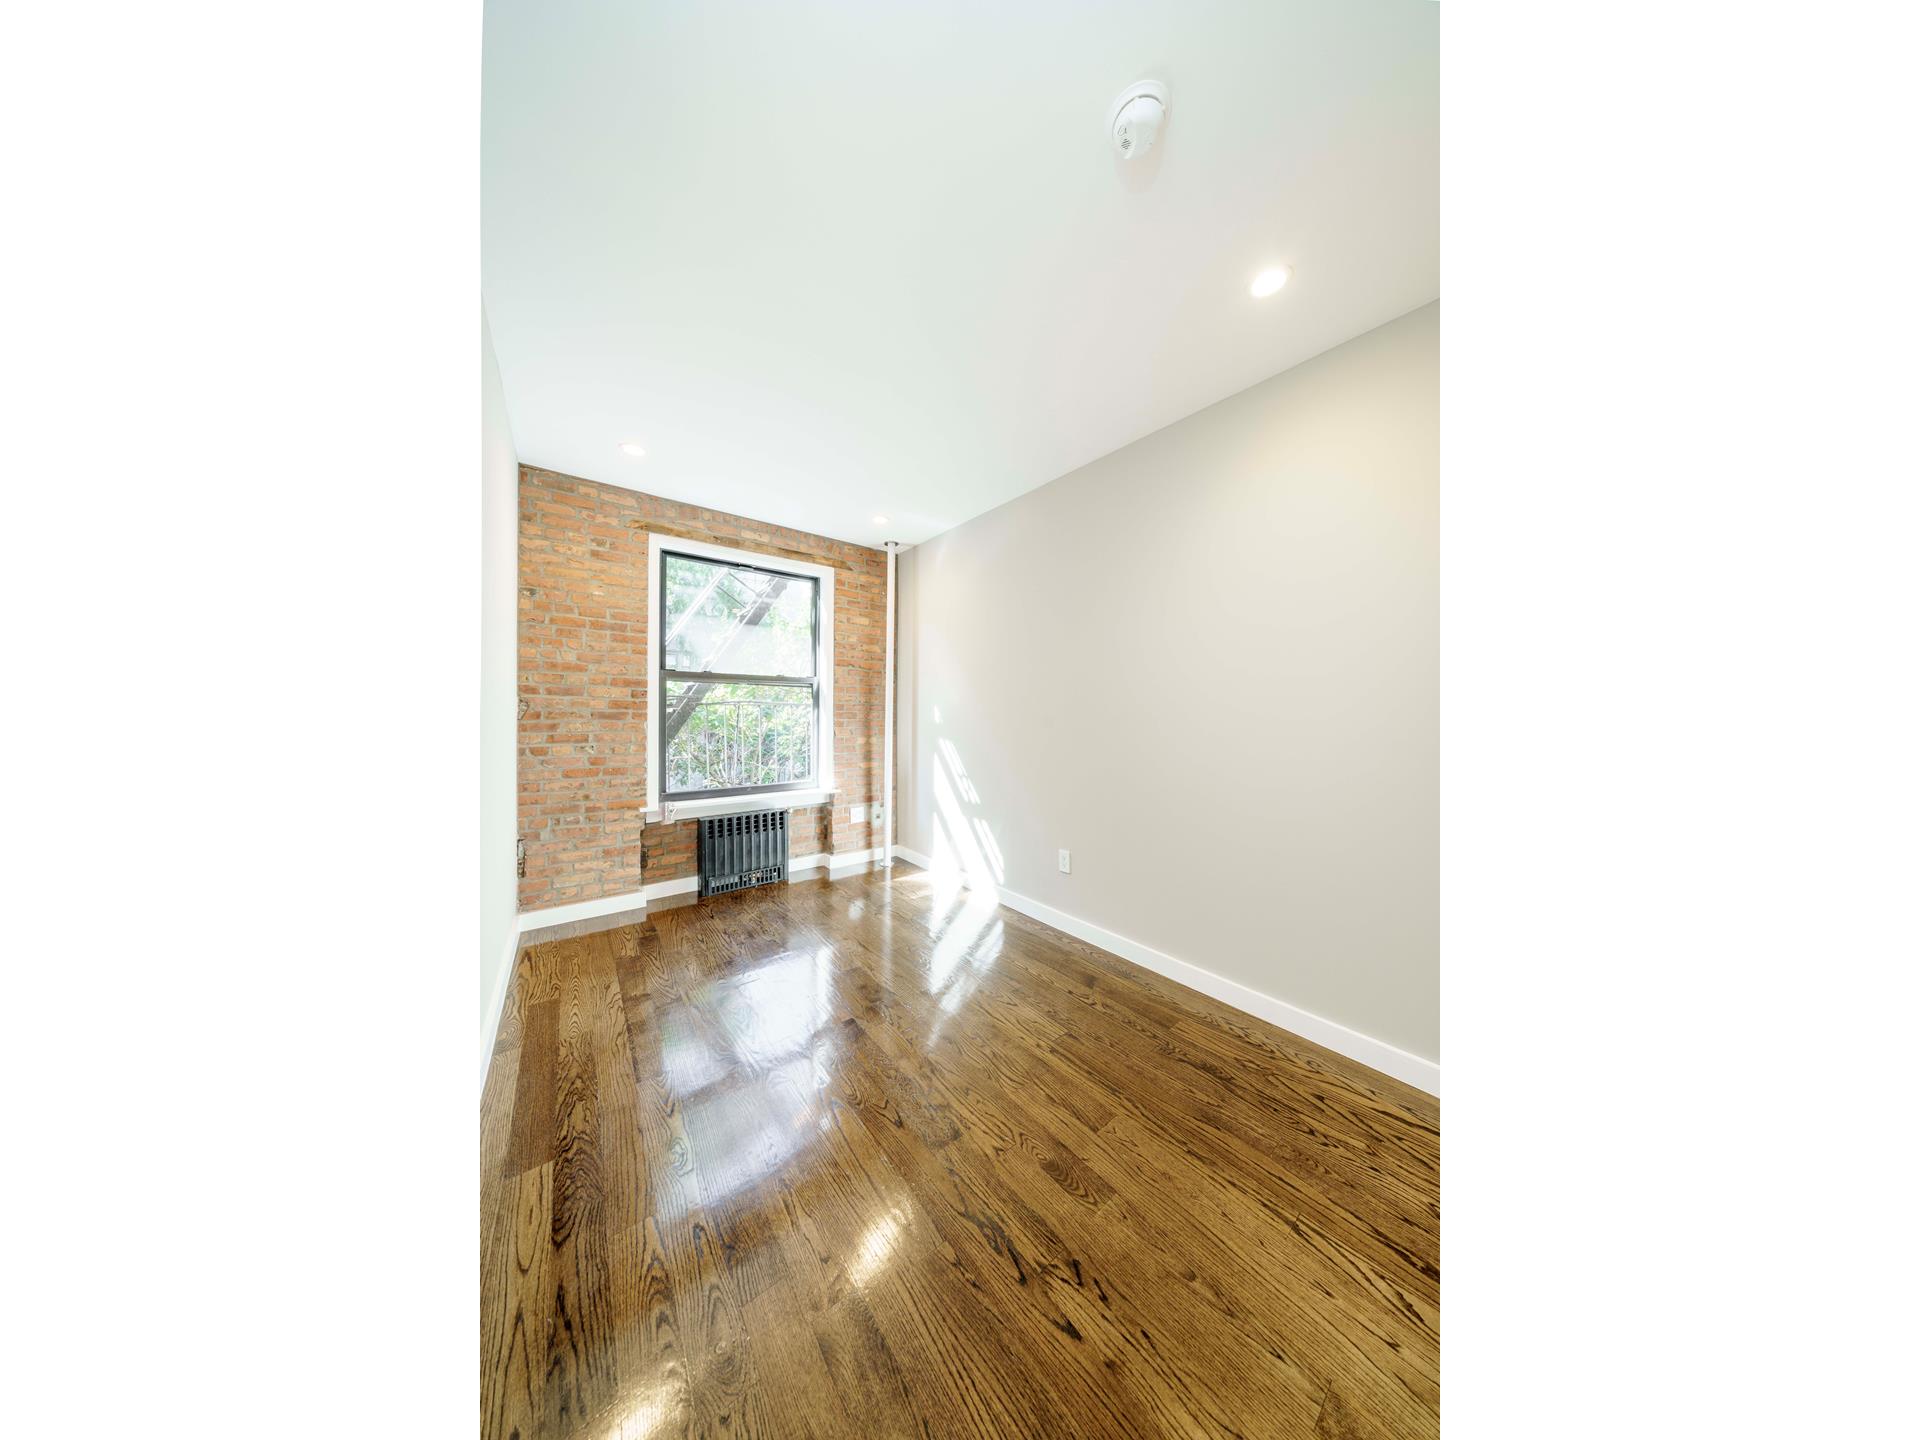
<box><xmin>1058</xmin><ymin>849</ymin><xmax>1071</xmax><ymax>874</ymax></box>
<box><xmin>851</xmin><ymin>804</ymin><xmax>869</xmax><ymax>823</ymax></box>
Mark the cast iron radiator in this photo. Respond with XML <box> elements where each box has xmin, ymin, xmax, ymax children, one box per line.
<box><xmin>697</xmin><ymin>809</ymin><xmax>789</xmax><ymax>897</ymax></box>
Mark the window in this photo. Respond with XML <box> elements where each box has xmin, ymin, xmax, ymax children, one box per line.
<box><xmin>658</xmin><ymin>548</ymin><xmax>823</xmax><ymax>800</ymax></box>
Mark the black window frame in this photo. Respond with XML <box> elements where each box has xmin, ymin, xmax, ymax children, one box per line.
<box><xmin>658</xmin><ymin>549</ymin><xmax>822</xmax><ymax>801</ymax></box>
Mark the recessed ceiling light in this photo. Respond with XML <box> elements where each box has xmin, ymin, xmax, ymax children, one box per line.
<box><xmin>619</xmin><ymin>441</ymin><xmax>647</xmax><ymax>458</ymax></box>
<box><xmin>1250</xmin><ymin>266</ymin><xmax>1292</xmax><ymax>299</ymax></box>
<box><xmin>872</xmin><ymin>515</ymin><xmax>890</xmax><ymax>526</ymax></box>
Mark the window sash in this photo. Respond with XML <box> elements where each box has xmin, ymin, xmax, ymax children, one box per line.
<box><xmin>660</xmin><ymin>678</ymin><xmax>819</xmax><ymax>799</ymax></box>
<box><xmin>659</xmin><ymin>549</ymin><xmax>823</xmax><ymax>799</ymax></box>
<box><xmin>660</xmin><ymin>551</ymin><xmax>820</xmax><ymax>681</ymax></box>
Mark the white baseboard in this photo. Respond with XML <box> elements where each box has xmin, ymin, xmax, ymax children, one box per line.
<box><xmin>888</xmin><ymin>845</ymin><xmax>1438</xmax><ymax>1096</ymax></box>
<box><xmin>790</xmin><ymin>848</ymin><xmax>883</xmax><ymax>879</ymax></box>
<box><xmin>828</xmin><ymin>847</ymin><xmax>880</xmax><ymax>876</ymax></box>
<box><xmin>517</xmin><ymin>887</ymin><xmax>649</xmax><ymax>932</ymax></box>
<box><xmin>481</xmin><ymin>925</ymin><xmax>520</xmax><ymax>1094</ymax></box>
<box><xmin>517</xmin><ymin>850</ymin><xmax>882</xmax><ymax>934</ymax></box>
<box><xmin>641</xmin><ymin>875</ymin><xmax>697</xmax><ymax>905</ymax></box>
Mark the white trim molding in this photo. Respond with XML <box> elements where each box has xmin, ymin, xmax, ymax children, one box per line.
<box><xmin>517</xmin><ymin>888</ymin><xmax>649</xmax><ymax>932</ymax></box>
<box><xmin>792</xmin><ymin>847</ymin><xmax>881</xmax><ymax>879</ymax></box>
<box><xmin>826</xmin><ymin>848</ymin><xmax>881</xmax><ymax>877</ymax></box>
<box><xmin>646</xmin><ymin>787</ymin><xmax>837</xmax><ymax>825</ymax></box>
<box><xmin>645</xmin><ymin>532</ymin><xmax>836</xmax><ymax>815</ymax></box>
<box><xmin>641</xmin><ymin>875</ymin><xmax>697</xmax><ymax>905</ymax></box>
<box><xmin>887</xmin><ymin>846</ymin><xmax>1438</xmax><ymax>1096</ymax></box>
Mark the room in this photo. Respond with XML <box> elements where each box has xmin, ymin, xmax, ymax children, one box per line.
<box><xmin>480</xmin><ymin>4</ymin><xmax>1437</xmax><ymax>1435</ymax></box>
<box><xmin>12</xmin><ymin>1</ymin><xmax>1913</xmax><ymax>1436</ymax></box>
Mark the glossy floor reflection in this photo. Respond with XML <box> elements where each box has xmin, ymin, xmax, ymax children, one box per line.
<box><xmin>481</xmin><ymin>862</ymin><xmax>1440</xmax><ymax>1439</ymax></box>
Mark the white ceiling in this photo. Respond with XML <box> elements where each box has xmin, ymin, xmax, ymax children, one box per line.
<box><xmin>482</xmin><ymin>0</ymin><xmax>1437</xmax><ymax>547</ymax></box>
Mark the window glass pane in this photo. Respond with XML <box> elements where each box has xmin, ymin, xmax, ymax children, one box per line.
<box><xmin>662</xmin><ymin>553</ymin><xmax>816</xmax><ymax>678</ymax></box>
<box><xmin>663</xmin><ymin>681</ymin><xmax>813</xmax><ymax>794</ymax></box>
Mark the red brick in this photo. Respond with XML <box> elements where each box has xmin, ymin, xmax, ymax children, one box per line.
<box><xmin>518</xmin><ymin>465</ymin><xmax>889</xmax><ymax>908</ymax></box>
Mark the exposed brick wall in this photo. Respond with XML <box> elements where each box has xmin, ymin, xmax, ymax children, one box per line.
<box><xmin>518</xmin><ymin>465</ymin><xmax>887</xmax><ymax>910</ymax></box>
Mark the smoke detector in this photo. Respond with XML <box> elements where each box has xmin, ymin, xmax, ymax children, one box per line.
<box><xmin>1108</xmin><ymin>80</ymin><xmax>1169</xmax><ymax>161</ymax></box>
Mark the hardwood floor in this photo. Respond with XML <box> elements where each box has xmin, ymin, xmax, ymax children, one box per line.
<box><xmin>482</xmin><ymin>863</ymin><xmax>1439</xmax><ymax>1439</ymax></box>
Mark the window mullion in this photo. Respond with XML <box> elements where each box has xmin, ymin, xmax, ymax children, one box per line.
<box><xmin>661</xmin><ymin>669</ymin><xmax>809</xmax><ymax>686</ymax></box>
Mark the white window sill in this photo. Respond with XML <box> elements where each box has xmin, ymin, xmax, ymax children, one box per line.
<box><xmin>644</xmin><ymin>788</ymin><xmax>838</xmax><ymax>825</ymax></box>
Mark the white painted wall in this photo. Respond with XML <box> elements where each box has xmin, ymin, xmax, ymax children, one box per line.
<box><xmin>897</xmin><ymin>303</ymin><xmax>1437</xmax><ymax>1065</ymax></box>
<box><xmin>481</xmin><ymin>308</ymin><xmax>520</xmax><ymax>1075</ymax></box>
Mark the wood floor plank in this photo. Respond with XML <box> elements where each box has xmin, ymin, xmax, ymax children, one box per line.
<box><xmin>503</xmin><ymin>996</ymin><xmax>557</xmax><ymax>1180</ymax></box>
<box><xmin>481</xmin><ymin>1041</ymin><xmax>522</xmax><ymax>1222</ymax></box>
<box><xmin>483</xmin><ymin>863</ymin><xmax>1439</xmax><ymax>1438</ymax></box>
<box><xmin>482</xmin><ymin>1163</ymin><xmax>554</xmax><ymax>1440</ymax></box>
<box><xmin>612</xmin><ymin>960</ymin><xmax>761</xmax><ymax>1435</ymax></box>
<box><xmin>531</xmin><ymin>948</ymin><xmax>622</xmax><ymax>1436</ymax></box>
